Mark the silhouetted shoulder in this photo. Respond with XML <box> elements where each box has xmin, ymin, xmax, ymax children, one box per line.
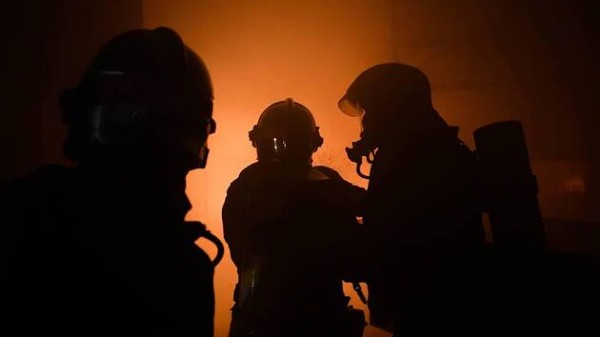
<box><xmin>2</xmin><ymin>164</ymin><xmax>68</xmax><ymax>189</ymax></box>
<box><xmin>2</xmin><ymin>164</ymin><xmax>74</xmax><ymax>233</ymax></box>
<box><xmin>228</xmin><ymin>162</ymin><xmax>303</xmax><ymax>192</ymax></box>
<box><xmin>226</xmin><ymin>162</ymin><xmax>265</xmax><ymax>193</ymax></box>
<box><xmin>13</xmin><ymin>165</ymin><xmax>72</xmax><ymax>197</ymax></box>
<box><xmin>0</xmin><ymin>175</ymin><xmax>25</xmax><ymax>204</ymax></box>
<box><xmin>307</xmin><ymin>166</ymin><xmax>366</xmax><ymax>214</ymax></box>
<box><xmin>1</xmin><ymin>164</ymin><xmax>73</xmax><ymax>219</ymax></box>
<box><xmin>313</xmin><ymin>165</ymin><xmax>344</xmax><ymax>180</ymax></box>
<box><xmin>235</xmin><ymin>162</ymin><xmax>263</xmax><ymax>181</ymax></box>
<box><xmin>1</xmin><ymin>164</ymin><xmax>74</xmax><ymax>289</ymax></box>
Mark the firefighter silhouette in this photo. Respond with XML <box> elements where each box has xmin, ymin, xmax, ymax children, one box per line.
<box><xmin>223</xmin><ymin>98</ymin><xmax>366</xmax><ymax>337</ymax></box>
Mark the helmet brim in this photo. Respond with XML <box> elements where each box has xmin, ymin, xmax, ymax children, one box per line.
<box><xmin>338</xmin><ymin>96</ymin><xmax>363</xmax><ymax>117</ymax></box>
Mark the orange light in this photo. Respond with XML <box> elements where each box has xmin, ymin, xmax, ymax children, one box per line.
<box><xmin>144</xmin><ymin>1</ymin><xmax>394</xmax><ymax>335</ymax></box>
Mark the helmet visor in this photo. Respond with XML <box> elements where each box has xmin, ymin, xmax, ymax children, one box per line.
<box><xmin>256</xmin><ymin>137</ymin><xmax>288</xmax><ymax>162</ymax></box>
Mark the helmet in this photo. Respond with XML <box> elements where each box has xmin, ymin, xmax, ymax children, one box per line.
<box><xmin>249</xmin><ymin>98</ymin><xmax>323</xmax><ymax>164</ymax></box>
<box><xmin>338</xmin><ymin>62</ymin><xmax>433</xmax><ymax>118</ymax></box>
<box><xmin>338</xmin><ymin>63</ymin><xmax>441</xmax><ymax>179</ymax></box>
<box><xmin>60</xmin><ymin>26</ymin><xmax>215</xmax><ymax>169</ymax></box>
<box><xmin>338</xmin><ymin>63</ymin><xmax>439</xmax><ymax>143</ymax></box>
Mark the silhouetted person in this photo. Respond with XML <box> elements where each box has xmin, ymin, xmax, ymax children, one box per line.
<box><xmin>222</xmin><ymin>98</ymin><xmax>367</xmax><ymax>337</ymax></box>
<box><xmin>338</xmin><ymin>63</ymin><xmax>486</xmax><ymax>336</ymax></box>
<box><xmin>1</xmin><ymin>27</ymin><xmax>220</xmax><ymax>335</ymax></box>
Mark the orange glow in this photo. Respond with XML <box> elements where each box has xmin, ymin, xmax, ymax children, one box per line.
<box><xmin>140</xmin><ymin>2</ymin><xmax>593</xmax><ymax>336</ymax></box>
<box><xmin>144</xmin><ymin>1</ymin><xmax>393</xmax><ymax>336</ymax></box>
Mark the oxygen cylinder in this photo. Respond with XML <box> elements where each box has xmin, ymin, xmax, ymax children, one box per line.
<box><xmin>474</xmin><ymin>120</ymin><xmax>546</xmax><ymax>250</ymax></box>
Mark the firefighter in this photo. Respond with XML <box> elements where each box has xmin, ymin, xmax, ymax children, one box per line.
<box><xmin>1</xmin><ymin>27</ymin><xmax>219</xmax><ymax>336</ymax></box>
<box><xmin>339</xmin><ymin>63</ymin><xmax>486</xmax><ymax>336</ymax></box>
<box><xmin>223</xmin><ymin>98</ymin><xmax>366</xmax><ymax>337</ymax></box>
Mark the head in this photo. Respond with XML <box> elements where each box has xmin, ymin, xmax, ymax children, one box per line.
<box><xmin>249</xmin><ymin>98</ymin><xmax>323</xmax><ymax>166</ymax></box>
<box><xmin>60</xmin><ymin>27</ymin><xmax>215</xmax><ymax>183</ymax></box>
<box><xmin>338</xmin><ymin>63</ymin><xmax>444</xmax><ymax>149</ymax></box>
